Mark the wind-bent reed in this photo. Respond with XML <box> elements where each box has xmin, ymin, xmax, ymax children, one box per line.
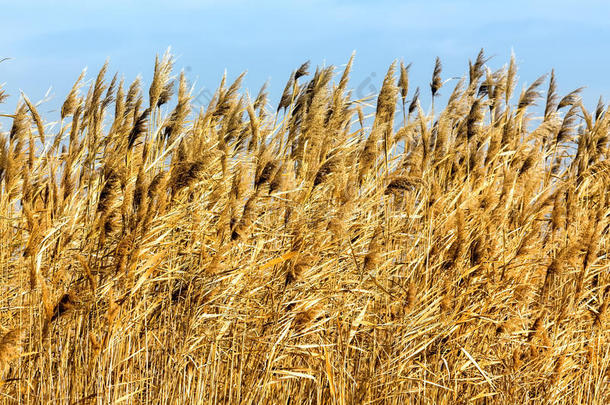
<box><xmin>0</xmin><ymin>49</ymin><xmax>609</xmax><ymax>404</ymax></box>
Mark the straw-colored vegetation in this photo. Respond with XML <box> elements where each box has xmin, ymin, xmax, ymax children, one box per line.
<box><xmin>0</xmin><ymin>49</ymin><xmax>609</xmax><ymax>404</ymax></box>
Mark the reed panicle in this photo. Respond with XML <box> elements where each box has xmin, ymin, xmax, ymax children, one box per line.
<box><xmin>149</xmin><ymin>51</ymin><xmax>174</xmax><ymax>110</ymax></box>
<box><xmin>430</xmin><ymin>56</ymin><xmax>442</xmax><ymax>97</ymax></box>
<box><xmin>0</xmin><ymin>328</ymin><xmax>23</xmax><ymax>378</ymax></box>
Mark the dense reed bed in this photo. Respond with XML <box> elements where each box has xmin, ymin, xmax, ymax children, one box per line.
<box><xmin>0</xmin><ymin>50</ymin><xmax>609</xmax><ymax>404</ymax></box>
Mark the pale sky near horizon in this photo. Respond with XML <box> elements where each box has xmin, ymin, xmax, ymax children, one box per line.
<box><xmin>2</xmin><ymin>0</ymin><xmax>609</xmax><ymax>118</ymax></box>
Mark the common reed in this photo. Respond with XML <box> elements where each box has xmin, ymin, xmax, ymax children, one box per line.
<box><xmin>0</xmin><ymin>49</ymin><xmax>609</xmax><ymax>404</ymax></box>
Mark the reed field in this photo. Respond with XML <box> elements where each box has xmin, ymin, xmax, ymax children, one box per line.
<box><xmin>1</xmin><ymin>49</ymin><xmax>610</xmax><ymax>404</ymax></box>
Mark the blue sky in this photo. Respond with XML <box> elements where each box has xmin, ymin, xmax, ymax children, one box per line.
<box><xmin>1</xmin><ymin>0</ymin><xmax>609</xmax><ymax>117</ymax></box>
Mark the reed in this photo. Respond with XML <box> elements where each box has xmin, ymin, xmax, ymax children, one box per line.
<box><xmin>0</xmin><ymin>49</ymin><xmax>608</xmax><ymax>404</ymax></box>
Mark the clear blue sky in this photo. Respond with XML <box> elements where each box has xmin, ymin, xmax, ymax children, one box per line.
<box><xmin>1</xmin><ymin>0</ymin><xmax>609</xmax><ymax>117</ymax></box>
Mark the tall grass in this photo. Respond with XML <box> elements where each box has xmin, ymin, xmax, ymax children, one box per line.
<box><xmin>0</xmin><ymin>49</ymin><xmax>609</xmax><ymax>404</ymax></box>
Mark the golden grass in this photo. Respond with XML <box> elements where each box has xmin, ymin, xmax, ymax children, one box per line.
<box><xmin>0</xmin><ymin>49</ymin><xmax>609</xmax><ymax>404</ymax></box>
